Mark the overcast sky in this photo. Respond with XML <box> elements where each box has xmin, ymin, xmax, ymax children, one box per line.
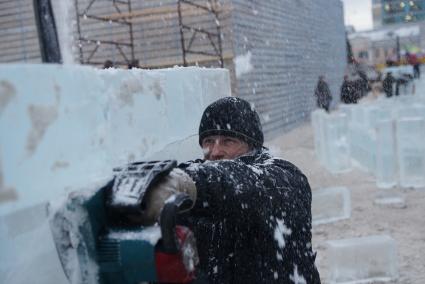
<box><xmin>341</xmin><ymin>0</ymin><xmax>373</xmax><ymax>31</ymax></box>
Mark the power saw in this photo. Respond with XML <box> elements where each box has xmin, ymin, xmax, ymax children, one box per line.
<box><xmin>49</xmin><ymin>160</ymin><xmax>199</xmax><ymax>283</ymax></box>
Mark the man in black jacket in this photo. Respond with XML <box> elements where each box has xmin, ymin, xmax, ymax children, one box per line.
<box><xmin>144</xmin><ymin>97</ymin><xmax>321</xmax><ymax>283</ymax></box>
<box><xmin>314</xmin><ymin>75</ymin><xmax>332</xmax><ymax>112</ymax></box>
<box><xmin>382</xmin><ymin>72</ymin><xmax>395</xmax><ymax>98</ymax></box>
<box><xmin>340</xmin><ymin>75</ymin><xmax>357</xmax><ymax>104</ymax></box>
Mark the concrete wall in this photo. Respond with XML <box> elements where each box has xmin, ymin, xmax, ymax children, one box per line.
<box><xmin>230</xmin><ymin>0</ymin><xmax>347</xmax><ymax>139</ymax></box>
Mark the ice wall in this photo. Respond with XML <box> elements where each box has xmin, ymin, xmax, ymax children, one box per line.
<box><xmin>0</xmin><ymin>64</ymin><xmax>230</xmax><ymax>214</ymax></box>
<box><xmin>0</xmin><ymin>64</ymin><xmax>230</xmax><ymax>284</ymax></box>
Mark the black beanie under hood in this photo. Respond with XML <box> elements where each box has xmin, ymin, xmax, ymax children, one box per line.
<box><xmin>198</xmin><ymin>97</ymin><xmax>264</xmax><ymax>148</ymax></box>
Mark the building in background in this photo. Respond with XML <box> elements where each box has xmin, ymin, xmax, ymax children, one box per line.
<box><xmin>349</xmin><ymin>22</ymin><xmax>425</xmax><ymax>67</ymax></box>
<box><xmin>0</xmin><ymin>0</ymin><xmax>346</xmax><ymax>139</ymax></box>
<box><xmin>374</xmin><ymin>0</ymin><xmax>425</xmax><ymax>27</ymax></box>
<box><xmin>373</xmin><ymin>0</ymin><xmax>383</xmax><ymax>28</ymax></box>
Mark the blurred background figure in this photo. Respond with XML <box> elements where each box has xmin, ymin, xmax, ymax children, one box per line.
<box><xmin>340</xmin><ymin>75</ymin><xmax>358</xmax><ymax>104</ymax></box>
<box><xmin>314</xmin><ymin>75</ymin><xmax>332</xmax><ymax>112</ymax></box>
<box><xmin>383</xmin><ymin>72</ymin><xmax>395</xmax><ymax>98</ymax></box>
<box><xmin>103</xmin><ymin>60</ymin><xmax>114</xmax><ymax>69</ymax></box>
<box><xmin>406</xmin><ymin>52</ymin><xmax>421</xmax><ymax>79</ymax></box>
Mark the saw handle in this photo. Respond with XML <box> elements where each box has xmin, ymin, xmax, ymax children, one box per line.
<box><xmin>160</xmin><ymin>193</ymin><xmax>193</xmax><ymax>253</ymax></box>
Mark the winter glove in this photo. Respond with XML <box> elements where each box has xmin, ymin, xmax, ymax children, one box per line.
<box><xmin>140</xmin><ymin>168</ymin><xmax>197</xmax><ymax>226</ymax></box>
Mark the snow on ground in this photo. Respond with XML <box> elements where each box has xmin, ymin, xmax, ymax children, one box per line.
<box><xmin>266</xmin><ymin>104</ymin><xmax>425</xmax><ymax>284</ymax></box>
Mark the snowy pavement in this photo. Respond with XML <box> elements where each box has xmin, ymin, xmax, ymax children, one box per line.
<box><xmin>266</xmin><ymin>91</ymin><xmax>425</xmax><ymax>283</ymax></box>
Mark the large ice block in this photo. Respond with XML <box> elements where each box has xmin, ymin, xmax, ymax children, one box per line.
<box><xmin>350</xmin><ymin>105</ymin><xmax>366</xmax><ymax>127</ymax></box>
<box><xmin>349</xmin><ymin>123</ymin><xmax>376</xmax><ymax>173</ymax></box>
<box><xmin>375</xmin><ymin>120</ymin><xmax>397</xmax><ymax>188</ymax></box>
<box><xmin>0</xmin><ymin>64</ymin><xmax>230</xmax><ymax>215</ymax></box>
<box><xmin>396</xmin><ymin>117</ymin><xmax>425</xmax><ymax>188</ymax></box>
<box><xmin>311</xmin><ymin>109</ymin><xmax>327</xmax><ymax>165</ymax></box>
<box><xmin>0</xmin><ymin>203</ymin><xmax>68</xmax><ymax>284</ymax></box>
<box><xmin>326</xmin><ymin>235</ymin><xmax>398</xmax><ymax>283</ymax></box>
<box><xmin>312</xmin><ymin>187</ymin><xmax>351</xmax><ymax>225</ymax></box>
<box><xmin>322</xmin><ymin>113</ymin><xmax>351</xmax><ymax>173</ymax></box>
<box><xmin>0</xmin><ymin>64</ymin><xmax>230</xmax><ymax>284</ymax></box>
<box><xmin>396</xmin><ymin>104</ymin><xmax>425</xmax><ymax>120</ymax></box>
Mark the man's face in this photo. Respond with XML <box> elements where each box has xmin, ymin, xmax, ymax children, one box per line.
<box><xmin>201</xmin><ymin>135</ymin><xmax>250</xmax><ymax>161</ymax></box>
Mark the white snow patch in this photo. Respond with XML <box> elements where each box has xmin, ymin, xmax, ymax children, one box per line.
<box><xmin>234</xmin><ymin>51</ymin><xmax>253</xmax><ymax>78</ymax></box>
<box><xmin>108</xmin><ymin>226</ymin><xmax>162</xmax><ymax>246</ymax></box>
<box><xmin>248</xmin><ymin>165</ymin><xmax>264</xmax><ymax>175</ymax></box>
<box><xmin>274</xmin><ymin>218</ymin><xmax>292</xmax><ymax>249</ymax></box>
<box><xmin>289</xmin><ymin>265</ymin><xmax>306</xmax><ymax>284</ymax></box>
<box><xmin>276</xmin><ymin>252</ymin><xmax>283</xmax><ymax>261</ymax></box>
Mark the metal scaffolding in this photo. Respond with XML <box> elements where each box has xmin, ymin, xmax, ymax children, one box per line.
<box><xmin>74</xmin><ymin>0</ymin><xmax>135</xmax><ymax>66</ymax></box>
<box><xmin>177</xmin><ymin>0</ymin><xmax>224</xmax><ymax>67</ymax></box>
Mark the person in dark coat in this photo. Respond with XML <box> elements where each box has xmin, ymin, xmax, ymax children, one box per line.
<box><xmin>340</xmin><ymin>75</ymin><xmax>357</xmax><ymax>104</ymax></box>
<box><xmin>382</xmin><ymin>72</ymin><xmax>395</xmax><ymax>98</ymax></box>
<box><xmin>314</xmin><ymin>75</ymin><xmax>332</xmax><ymax>112</ymax></box>
<box><xmin>142</xmin><ymin>97</ymin><xmax>321</xmax><ymax>283</ymax></box>
<box><xmin>407</xmin><ymin>52</ymin><xmax>421</xmax><ymax>79</ymax></box>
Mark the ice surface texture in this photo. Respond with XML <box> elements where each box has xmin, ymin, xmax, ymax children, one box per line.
<box><xmin>0</xmin><ymin>64</ymin><xmax>230</xmax><ymax>215</ymax></box>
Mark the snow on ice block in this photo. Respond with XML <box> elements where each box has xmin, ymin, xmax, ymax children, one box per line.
<box><xmin>312</xmin><ymin>187</ymin><xmax>350</xmax><ymax>225</ymax></box>
<box><xmin>0</xmin><ymin>64</ymin><xmax>230</xmax><ymax>215</ymax></box>
<box><xmin>0</xmin><ymin>203</ymin><xmax>68</xmax><ymax>284</ymax></box>
<box><xmin>326</xmin><ymin>235</ymin><xmax>398</xmax><ymax>284</ymax></box>
<box><xmin>396</xmin><ymin>117</ymin><xmax>425</xmax><ymax>188</ymax></box>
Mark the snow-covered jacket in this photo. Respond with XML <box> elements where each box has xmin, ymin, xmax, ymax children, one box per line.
<box><xmin>314</xmin><ymin>79</ymin><xmax>332</xmax><ymax>107</ymax></box>
<box><xmin>178</xmin><ymin>148</ymin><xmax>321</xmax><ymax>283</ymax></box>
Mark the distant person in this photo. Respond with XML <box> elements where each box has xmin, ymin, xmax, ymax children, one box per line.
<box><xmin>357</xmin><ymin>70</ymin><xmax>369</xmax><ymax>98</ymax></box>
<box><xmin>103</xmin><ymin>60</ymin><xmax>114</xmax><ymax>69</ymax></box>
<box><xmin>382</xmin><ymin>72</ymin><xmax>395</xmax><ymax>98</ymax></box>
<box><xmin>314</xmin><ymin>75</ymin><xmax>332</xmax><ymax>112</ymax></box>
<box><xmin>407</xmin><ymin>52</ymin><xmax>421</xmax><ymax>79</ymax></box>
<box><xmin>128</xmin><ymin>59</ymin><xmax>140</xmax><ymax>69</ymax></box>
<box><xmin>340</xmin><ymin>75</ymin><xmax>357</xmax><ymax>104</ymax></box>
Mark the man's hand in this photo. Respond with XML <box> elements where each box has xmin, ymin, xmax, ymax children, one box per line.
<box><xmin>140</xmin><ymin>168</ymin><xmax>196</xmax><ymax>226</ymax></box>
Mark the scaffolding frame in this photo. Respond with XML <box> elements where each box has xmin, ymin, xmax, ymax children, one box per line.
<box><xmin>177</xmin><ymin>0</ymin><xmax>224</xmax><ymax>67</ymax></box>
<box><xmin>74</xmin><ymin>0</ymin><xmax>135</xmax><ymax>66</ymax></box>
<box><xmin>73</xmin><ymin>0</ymin><xmax>225</xmax><ymax>68</ymax></box>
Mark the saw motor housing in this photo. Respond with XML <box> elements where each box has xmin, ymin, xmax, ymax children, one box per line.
<box><xmin>50</xmin><ymin>160</ymin><xmax>198</xmax><ymax>284</ymax></box>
